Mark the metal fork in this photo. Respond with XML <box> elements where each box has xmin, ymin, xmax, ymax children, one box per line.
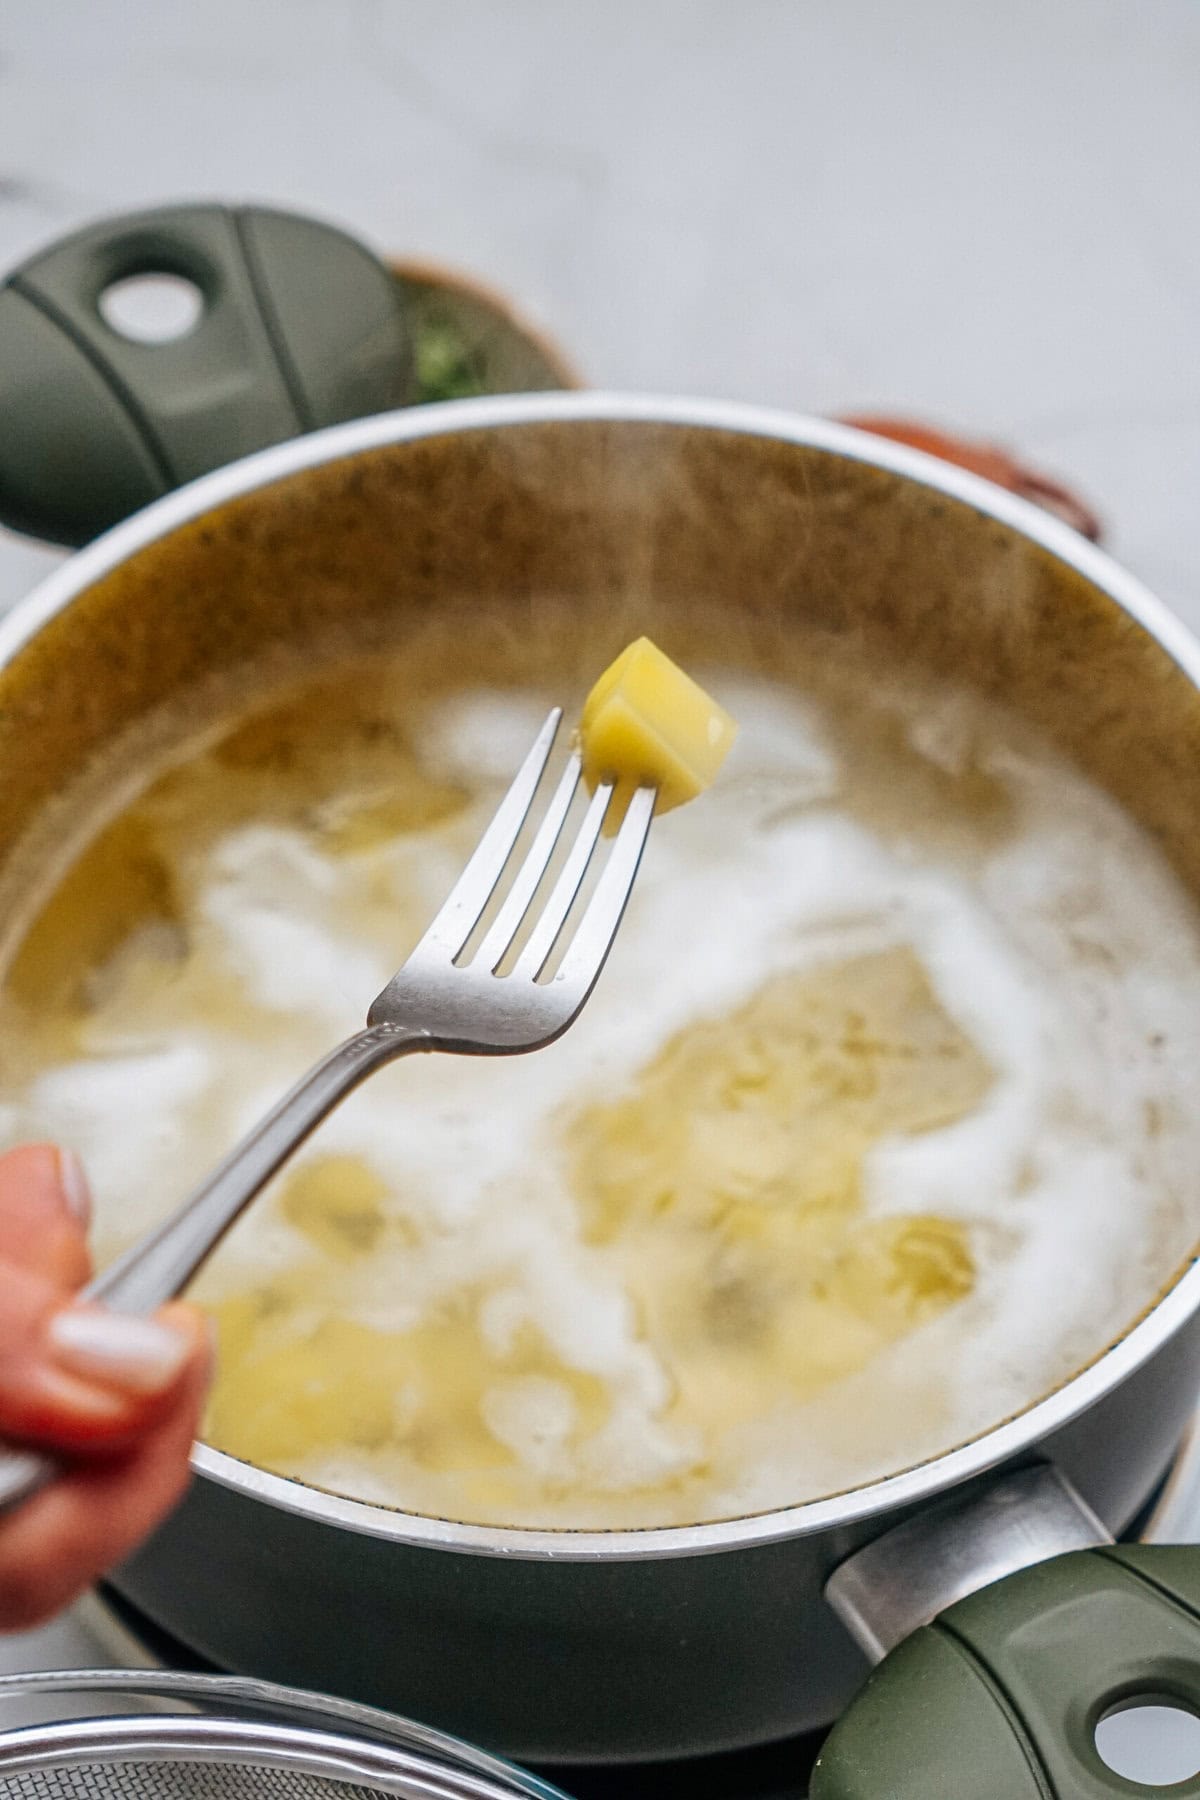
<box><xmin>0</xmin><ymin>708</ymin><xmax>655</xmax><ymax>1511</ymax></box>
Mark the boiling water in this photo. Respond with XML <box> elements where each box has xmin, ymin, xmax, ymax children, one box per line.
<box><xmin>2</xmin><ymin>647</ymin><xmax>1199</xmax><ymax>1528</ymax></box>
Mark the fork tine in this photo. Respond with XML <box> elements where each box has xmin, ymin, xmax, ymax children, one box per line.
<box><xmin>513</xmin><ymin>780</ymin><xmax>614</xmax><ymax>980</ymax></box>
<box><xmin>416</xmin><ymin>707</ymin><xmax>562</xmax><ymax>959</ymax></box>
<box><xmin>472</xmin><ymin>752</ymin><xmax>583</xmax><ymax>971</ymax></box>
<box><xmin>555</xmin><ymin>785</ymin><xmax>656</xmax><ymax>992</ymax></box>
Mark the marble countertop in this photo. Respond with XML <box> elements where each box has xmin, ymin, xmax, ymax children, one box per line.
<box><xmin>1</xmin><ymin>0</ymin><xmax>1199</xmax><ymax>621</ymax></box>
<box><xmin>1</xmin><ymin>1</ymin><xmax>1200</xmax><ymax>1785</ymax></box>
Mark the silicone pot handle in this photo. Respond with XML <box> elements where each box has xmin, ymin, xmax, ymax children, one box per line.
<box><xmin>812</xmin><ymin>1544</ymin><xmax>1200</xmax><ymax>1798</ymax></box>
<box><xmin>0</xmin><ymin>202</ymin><xmax>413</xmax><ymax>547</ymax></box>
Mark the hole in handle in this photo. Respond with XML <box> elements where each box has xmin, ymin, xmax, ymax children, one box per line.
<box><xmin>1095</xmin><ymin>1703</ymin><xmax>1200</xmax><ymax>1786</ymax></box>
<box><xmin>98</xmin><ymin>273</ymin><xmax>205</xmax><ymax>344</ymax></box>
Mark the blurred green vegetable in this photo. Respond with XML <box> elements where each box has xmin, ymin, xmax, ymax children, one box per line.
<box><xmin>412</xmin><ymin>318</ymin><xmax>490</xmax><ymax>402</ymax></box>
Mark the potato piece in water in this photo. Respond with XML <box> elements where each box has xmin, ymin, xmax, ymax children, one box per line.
<box><xmin>579</xmin><ymin>637</ymin><xmax>738</xmax><ymax>814</ymax></box>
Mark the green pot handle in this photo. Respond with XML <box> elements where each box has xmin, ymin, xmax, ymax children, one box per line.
<box><xmin>815</xmin><ymin>1484</ymin><xmax>1200</xmax><ymax>1798</ymax></box>
<box><xmin>0</xmin><ymin>202</ymin><xmax>414</xmax><ymax>547</ymax></box>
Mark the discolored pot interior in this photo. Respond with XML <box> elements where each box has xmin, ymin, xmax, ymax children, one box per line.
<box><xmin>3</xmin><ymin>417</ymin><xmax>1199</xmax><ymax>932</ymax></box>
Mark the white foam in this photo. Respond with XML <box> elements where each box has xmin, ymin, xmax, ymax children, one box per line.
<box><xmin>26</xmin><ymin>1042</ymin><xmax>213</xmax><ymax>1240</ymax></box>
<box><xmin>425</xmin><ymin>691</ymin><xmax>556</xmax><ymax>782</ymax></box>
<box><xmin>481</xmin><ymin>1376</ymin><xmax>580</xmax><ymax>1476</ymax></box>
<box><xmin>200</xmin><ymin>827</ymin><xmax>394</xmax><ymax>1030</ymax></box>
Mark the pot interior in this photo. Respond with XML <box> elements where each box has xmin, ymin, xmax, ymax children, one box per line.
<box><xmin>2</xmin><ymin>414</ymin><xmax>1200</xmax><ymax>1531</ymax></box>
<box><xmin>5</xmin><ymin>421</ymin><xmax>1199</xmax><ymax>898</ymax></box>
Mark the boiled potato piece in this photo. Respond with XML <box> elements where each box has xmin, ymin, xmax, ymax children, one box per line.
<box><xmin>579</xmin><ymin>637</ymin><xmax>738</xmax><ymax>813</ymax></box>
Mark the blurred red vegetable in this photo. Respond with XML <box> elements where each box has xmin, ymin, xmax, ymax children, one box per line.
<box><xmin>839</xmin><ymin>415</ymin><xmax>1102</xmax><ymax>543</ymax></box>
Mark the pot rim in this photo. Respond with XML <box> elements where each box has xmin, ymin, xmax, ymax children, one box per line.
<box><xmin>6</xmin><ymin>390</ymin><xmax>1200</xmax><ymax>1562</ymax></box>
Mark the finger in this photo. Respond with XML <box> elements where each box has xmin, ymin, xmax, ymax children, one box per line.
<box><xmin>0</xmin><ymin>1145</ymin><xmax>91</xmax><ymax>1289</ymax></box>
<box><xmin>0</xmin><ymin>1259</ymin><xmax>132</xmax><ymax>1442</ymax></box>
<box><xmin>0</xmin><ymin>1328</ymin><xmax>212</xmax><ymax>1631</ymax></box>
<box><xmin>0</xmin><ymin>1290</ymin><xmax>209</xmax><ymax>1454</ymax></box>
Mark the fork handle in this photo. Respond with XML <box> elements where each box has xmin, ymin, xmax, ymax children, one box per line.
<box><xmin>0</xmin><ymin>1021</ymin><xmax>426</xmax><ymax>1514</ymax></box>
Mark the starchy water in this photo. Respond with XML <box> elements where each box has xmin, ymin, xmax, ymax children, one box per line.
<box><xmin>2</xmin><ymin>644</ymin><xmax>1198</xmax><ymax>1528</ymax></box>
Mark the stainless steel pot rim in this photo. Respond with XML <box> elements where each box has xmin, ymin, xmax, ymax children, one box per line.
<box><xmin>6</xmin><ymin>390</ymin><xmax>1200</xmax><ymax>1563</ymax></box>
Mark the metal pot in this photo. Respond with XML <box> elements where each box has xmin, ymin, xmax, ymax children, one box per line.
<box><xmin>5</xmin><ymin>214</ymin><xmax>1200</xmax><ymax>1787</ymax></box>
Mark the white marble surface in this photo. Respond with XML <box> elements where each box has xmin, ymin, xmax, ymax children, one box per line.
<box><xmin>1</xmin><ymin>0</ymin><xmax>1200</xmax><ymax>617</ymax></box>
<box><xmin>1</xmin><ymin>0</ymin><xmax>1200</xmax><ymax>1782</ymax></box>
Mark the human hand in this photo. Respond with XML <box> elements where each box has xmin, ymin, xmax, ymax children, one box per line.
<box><xmin>0</xmin><ymin>1144</ymin><xmax>211</xmax><ymax>1629</ymax></box>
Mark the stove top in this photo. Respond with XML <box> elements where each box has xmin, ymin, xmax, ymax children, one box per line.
<box><xmin>6</xmin><ymin>1428</ymin><xmax>1198</xmax><ymax>1800</ymax></box>
<box><xmin>543</xmin><ymin>1739</ymin><xmax>815</xmax><ymax>1799</ymax></box>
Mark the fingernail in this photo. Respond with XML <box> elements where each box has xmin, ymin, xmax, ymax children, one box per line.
<box><xmin>48</xmin><ymin>1307</ymin><xmax>190</xmax><ymax>1395</ymax></box>
<box><xmin>55</xmin><ymin>1149</ymin><xmax>92</xmax><ymax>1228</ymax></box>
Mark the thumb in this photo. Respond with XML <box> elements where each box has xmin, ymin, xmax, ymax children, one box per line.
<box><xmin>0</xmin><ymin>1145</ymin><xmax>92</xmax><ymax>1290</ymax></box>
<box><xmin>0</xmin><ymin>1274</ymin><xmax>206</xmax><ymax>1455</ymax></box>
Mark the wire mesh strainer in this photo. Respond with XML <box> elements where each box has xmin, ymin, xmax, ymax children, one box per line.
<box><xmin>0</xmin><ymin>1674</ymin><xmax>570</xmax><ymax>1800</ymax></box>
